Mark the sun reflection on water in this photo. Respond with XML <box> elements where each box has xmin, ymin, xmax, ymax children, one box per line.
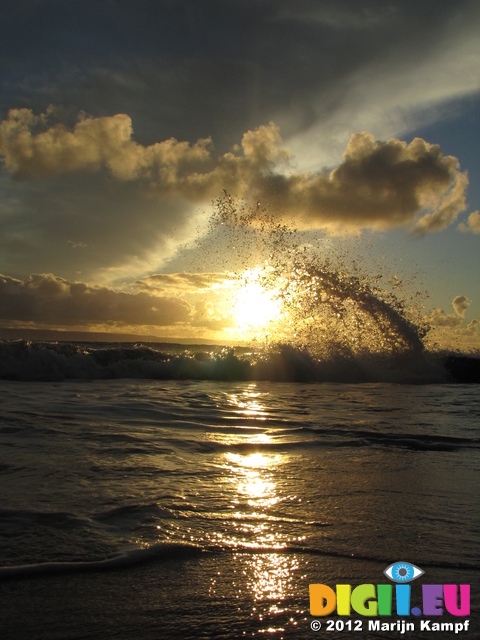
<box><xmin>227</xmin><ymin>387</ymin><xmax>270</xmax><ymax>420</ymax></box>
<box><xmin>240</xmin><ymin>552</ymin><xmax>300</xmax><ymax>602</ymax></box>
<box><xmin>203</xmin><ymin>386</ymin><xmax>307</xmax><ymax>629</ymax></box>
<box><xmin>221</xmin><ymin>443</ymin><xmax>306</xmax><ymax>632</ymax></box>
<box><xmin>226</xmin><ymin>452</ymin><xmax>280</xmax><ymax>510</ymax></box>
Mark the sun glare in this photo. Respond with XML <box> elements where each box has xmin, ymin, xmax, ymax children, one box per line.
<box><xmin>234</xmin><ymin>269</ymin><xmax>282</xmax><ymax>330</ymax></box>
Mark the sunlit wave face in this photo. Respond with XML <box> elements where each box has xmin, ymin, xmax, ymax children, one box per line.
<box><xmin>233</xmin><ymin>268</ymin><xmax>282</xmax><ymax>330</ymax></box>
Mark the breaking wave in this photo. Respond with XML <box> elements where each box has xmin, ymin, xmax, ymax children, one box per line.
<box><xmin>0</xmin><ymin>339</ymin><xmax>479</xmax><ymax>383</ymax></box>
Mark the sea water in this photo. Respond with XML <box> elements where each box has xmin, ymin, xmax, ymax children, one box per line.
<box><xmin>1</xmin><ymin>367</ymin><xmax>479</xmax><ymax>639</ymax></box>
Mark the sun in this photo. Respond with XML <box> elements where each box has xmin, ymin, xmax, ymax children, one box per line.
<box><xmin>234</xmin><ymin>268</ymin><xmax>282</xmax><ymax>330</ymax></box>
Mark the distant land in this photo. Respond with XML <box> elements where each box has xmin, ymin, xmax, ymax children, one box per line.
<box><xmin>0</xmin><ymin>328</ymin><xmax>223</xmax><ymax>345</ymax></box>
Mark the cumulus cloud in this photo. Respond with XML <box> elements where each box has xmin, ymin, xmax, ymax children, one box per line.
<box><xmin>0</xmin><ymin>107</ymin><xmax>214</xmax><ymax>184</ymax></box>
<box><xmin>458</xmin><ymin>210</ymin><xmax>480</xmax><ymax>234</ymax></box>
<box><xmin>0</xmin><ymin>273</ymin><xmax>192</xmax><ymax>329</ymax></box>
<box><xmin>465</xmin><ymin>319</ymin><xmax>480</xmax><ymax>335</ymax></box>
<box><xmin>0</xmin><ymin>109</ymin><xmax>469</xmax><ymax>235</ymax></box>
<box><xmin>255</xmin><ymin>132</ymin><xmax>468</xmax><ymax>233</ymax></box>
<box><xmin>427</xmin><ymin>308</ymin><xmax>463</xmax><ymax>329</ymax></box>
<box><xmin>452</xmin><ymin>295</ymin><xmax>471</xmax><ymax>318</ymax></box>
<box><xmin>427</xmin><ymin>295</ymin><xmax>475</xmax><ymax>330</ymax></box>
<box><xmin>410</xmin><ymin>172</ymin><xmax>468</xmax><ymax>235</ymax></box>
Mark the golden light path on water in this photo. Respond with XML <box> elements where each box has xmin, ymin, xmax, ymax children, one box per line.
<box><xmin>206</xmin><ymin>387</ymin><xmax>306</xmax><ymax>634</ymax></box>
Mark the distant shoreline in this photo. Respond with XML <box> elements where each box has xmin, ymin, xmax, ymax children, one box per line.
<box><xmin>0</xmin><ymin>327</ymin><xmax>224</xmax><ymax>346</ymax></box>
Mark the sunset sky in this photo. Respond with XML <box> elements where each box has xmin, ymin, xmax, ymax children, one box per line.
<box><xmin>0</xmin><ymin>0</ymin><xmax>479</xmax><ymax>347</ymax></box>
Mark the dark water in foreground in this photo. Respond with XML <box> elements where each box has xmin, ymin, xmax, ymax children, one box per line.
<box><xmin>1</xmin><ymin>375</ymin><xmax>479</xmax><ymax>639</ymax></box>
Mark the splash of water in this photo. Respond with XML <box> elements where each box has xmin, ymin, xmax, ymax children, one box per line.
<box><xmin>211</xmin><ymin>192</ymin><xmax>427</xmax><ymax>358</ymax></box>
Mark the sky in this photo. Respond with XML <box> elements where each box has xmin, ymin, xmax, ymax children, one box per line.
<box><xmin>0</xmin><ymin>0</ymin><xmax>479</xmax><ymax>348</ymax></box>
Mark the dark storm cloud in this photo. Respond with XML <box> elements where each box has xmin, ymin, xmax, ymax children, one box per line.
<box><xmin>0</xmin><ymin>273</ymin><xmax>192</xmax><ymax>327</ymax></box>
<box><xmin>1</xmin><ymin>0</ymin><xmax>478</xmax><ymax>148</ymax></box>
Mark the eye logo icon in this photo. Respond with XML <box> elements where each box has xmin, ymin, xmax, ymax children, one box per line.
<box><xmin>384</xmin><ymin>562</ymin><xmax>424</xmax><ymax>583</ymax></box>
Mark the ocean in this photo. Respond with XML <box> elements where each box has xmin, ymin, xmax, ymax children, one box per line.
<box><xmin>0</xmin><ymin>341</ymin><xmax>479</xmax><ymax>639</ymax></box>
